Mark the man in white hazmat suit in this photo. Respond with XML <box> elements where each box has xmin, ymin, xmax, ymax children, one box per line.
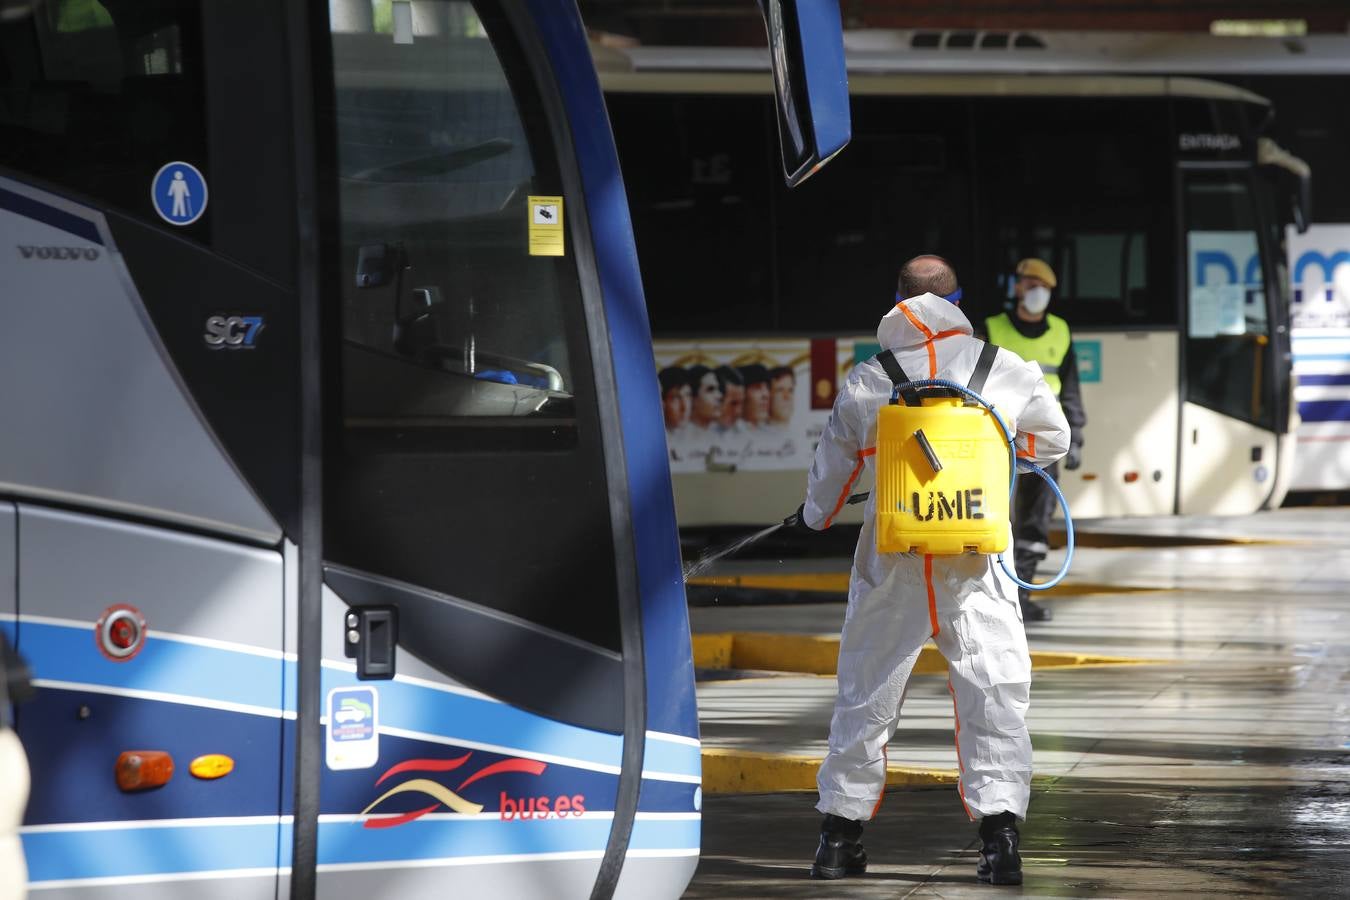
<box><xmin>795</xmin><ymin>256</ymin><xmax>1069</xmax><ymax>886</ymax></box>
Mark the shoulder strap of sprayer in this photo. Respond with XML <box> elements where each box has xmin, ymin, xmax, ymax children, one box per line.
<box><xmin>876</xmin><ymin>349</ymin><xmax>922</xmax><ymax>407</ymax></box>
<box><xmin>966</xmin><ymin>340</ymin><xmax>998</xmax><ymax>397</ymax></box>
<box><xmin>877</xmin><ymin>341</ymin><xmax>998</xmax><ymax>406</ymax></box>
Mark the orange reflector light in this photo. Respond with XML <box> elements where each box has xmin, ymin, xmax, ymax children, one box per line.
<box><xmin>1081</xmin><ymin>473</ymin><xmax>1098</xmax><ymax>481</ymax></box>
<box><xmin>116</xmin><ymin>750</ymin><xmax>173</xmax><ymax>792</ymax></box>
<box><xmin>1123</xmin><ymin>471</ymin><xmax>1140</xmax><ymax>483</ymax></box>
<box><xmin>190</xmin><ymin>754</ymin><xmax>235</xmax><ymax>780</ymax></box>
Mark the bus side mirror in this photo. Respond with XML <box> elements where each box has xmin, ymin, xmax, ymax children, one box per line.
<box><xmin>1257</xmin><ymin>137</ymin><xmax>1311</xmax><ymax>235</ymax></box>
<box><xmin>355</xmin><ymin>244</ymin><xmax>393</xmax><ymax>288</ymax></box>
<box><xmin>1289</xmin><ymin>169</ymin><xmax>1311</xmax><ymax>234</ymax></box>
<box><xmin>756</xmin><ymin>0</ymin><xmax>851</xmax><ymax>187</ymax></box>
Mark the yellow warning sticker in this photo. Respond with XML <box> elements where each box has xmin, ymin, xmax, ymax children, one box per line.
<box><xmin>528</xmin><ymin>195</ymin><xmax>564</xmax><ymax>256</ymax></box>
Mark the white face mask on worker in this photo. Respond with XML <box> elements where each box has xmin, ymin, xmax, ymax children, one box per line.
<box><xmin>1021</xmin><ymin>286</ymin><xmax>1051</xmax><ymax>315</ymax></box>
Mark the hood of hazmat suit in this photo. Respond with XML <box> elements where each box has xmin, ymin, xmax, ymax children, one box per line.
<box><xmin>802</xmin><ymin>292</ymin><xmax>1069</xmax><ymax>823</ymax></box>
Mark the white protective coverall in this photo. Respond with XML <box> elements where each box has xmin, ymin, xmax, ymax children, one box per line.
<box><xmin>804</xmin><ymin>292</ymin><xmax>1070</xmax><ymax>822</ymax></box>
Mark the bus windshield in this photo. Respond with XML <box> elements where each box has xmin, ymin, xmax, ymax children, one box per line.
<box><xmin>330</xmin><ymin>1</ymin><xmax>579</xmax><ymax>421</ymax></box>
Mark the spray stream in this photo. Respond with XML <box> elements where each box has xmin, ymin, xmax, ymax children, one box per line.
<box><xmin>681</xmin><ymin>493</ymin><xmax>870</xmax><ymax>582</ymax></box>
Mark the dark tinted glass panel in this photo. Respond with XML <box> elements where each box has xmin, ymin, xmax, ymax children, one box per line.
<box><xmin>1183</xmin><ymin>169</ymin><xmax>1274</xmax><ymax>428</ymax></box>
<box><xmin>1229</xmin><ymin>75</ymin><xmax>1350</xmax><ymax>222</ymax></box>
<box><xmin>947</xmin><ymin>31</ymin><xmax>976</xmax><ymax>49</ymax></box>
<box><xmin>0</xmin><ymin>0</ymin><xmax>207</xmax><ymax>236</ymax></box>
<box><xmin>322</xmin><ymin>1</ymin><xmax>619</xmax><ymax>650</ymax></box>
<box><xmin>0</xmin><ymin>0</ymin><xmax>294</xmax><ymax>281</ymax></box>
<box><xmin>607</xmin><ymin>92</ymin><xmax>775</xmax><ymax>335</ymax></box>
<box><xmin>775</xmin><ymin>98</ymin><xmax>974</xmax><ymax>332</ymax></box>
<box><xmin>968</xmin><ymin>97</ymin><xmax>1175</xmax><ymax>329</ymax></box>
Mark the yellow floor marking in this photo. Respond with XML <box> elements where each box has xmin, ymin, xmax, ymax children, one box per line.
<box><xmin>687</xmin><ymin>571</ymin><xmax>1170</xmax><ymax>597</ymax></box>
<box><xmin>700</xmin><ymin>748</ymin><xmax>957</xmax><ymax>794</ymax></box>
<box><xmin>694</xmin><ymin>632</ymin><xmax>1165</xmax><ymax>676</ymax></box>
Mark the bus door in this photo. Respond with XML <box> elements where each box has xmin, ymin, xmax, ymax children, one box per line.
<box><xmin>1179</xmin><ymin>166</ymin><xmax>1282</xmax><ymax>513</ymax></box>
<box><xmin>1</xmin><ymin>0</ymin><xmax>297</xmax><ymax>893</ymax></box>
<box><xmin>312</xmin><ymin>3</ymin><xmax>643</xmax><ymax>894</ymax></box>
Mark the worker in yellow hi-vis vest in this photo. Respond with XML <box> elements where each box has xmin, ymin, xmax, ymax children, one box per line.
<box><xmin>984</xmin><ymin>258</ymin><xmax>1087</xmax><ymax>623</ymax></box>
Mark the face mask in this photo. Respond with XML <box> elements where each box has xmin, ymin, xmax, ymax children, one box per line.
<box><xmin>1021</xmin><ymin>286</ymin><xmax>1051</xmax><ymax>315</ymax></box>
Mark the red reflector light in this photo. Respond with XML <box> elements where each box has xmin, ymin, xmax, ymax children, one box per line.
<box><xmin>96</xmin><ymin>604</ymin><xmax>147</xmax><ymax>661</ymax></box>
<box><xmin>110</xmin><ymin>618</ymin><xmax>135</xmax><ymax>649</ymax></box>
<box><xmin>1123</xmin><ymin>471</ymin><xmax>1140</xmax><ymax>483</ymax></box>
<box><xmin>116</xmin><ymin>750</ymin><xmax>174</xmax><ymax>792</ymax></box>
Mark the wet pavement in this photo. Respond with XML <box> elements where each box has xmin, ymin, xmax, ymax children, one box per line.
<box><xmin>681</xmin><ymin>508</ymin><xmax>1350</xmax><ymax>897</ymax></box>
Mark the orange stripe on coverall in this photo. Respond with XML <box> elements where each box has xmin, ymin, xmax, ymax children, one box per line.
<box><xmin>1017</xmin><ymin>432</ymin><xmax>1037</xmax><ymax>460</ymax></box>
<box><xmin>948</xmin><ymin>679</ymin><xmax>976</xmax><ymax>821</ymax></box>
<box><xmin>896</xmin><ymin>304</ymin><xmax>939</xmax><ymax>376</ymax></box>
<box><xmin>924</xmin><ymin>555</ymin><xmax>938</xmax><ymax>637</ymax></box>
<box><xmin>895</xmin><ymin>305</ymin><xmax>965</xmax><ymax>378</ymax></box>
<box><xmin>823</xmin><ymin>448</ymin><xmax>876</xmax><ymax>529</ymax></box>
<box><xmin>870</xmin><ymin>744</ymin><xmax>888</xmax><ymax>818</ymax></box>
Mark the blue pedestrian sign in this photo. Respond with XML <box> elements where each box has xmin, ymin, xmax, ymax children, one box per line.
<box><xmin>151</xmin><ymin>161</ymin><xmax>208</xmax><ymax>226</ymax></box>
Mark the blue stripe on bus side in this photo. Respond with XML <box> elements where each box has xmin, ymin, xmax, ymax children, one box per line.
<box><xmin>22</xmin><ymin>690</ymin><xmax>283</xmax><ymax>825</ymax></box>
<box><xmin>21</xmin><ymin>620</ymin><xmax>283</xmax><ymax>712</ymax></box>
<box><xmin>318</xmin><ymin>667</ymin><xmax>625</xmax><ymax>773</ymax></box>
<box><xmin>641</xmin><ymin>736</ymin><xmax>702</xmax><ymax>777</ymax></box>
<box><xmin>1293</xmin><ymin>353</ymin><xmax>1350</xmax><ymax>362</ymax></box>
<box><xmin>0</xmin><ymin>183</ymin><xmax>103</xmax><ymax>244</ymax></box>
<box><xmin>23</xmin><ymin>822</ymin><xmax>281</xmax><ymax>882</ymax></box>
<box><xmin>635</xmin><ymin>778</ymin><xmax>700</xmax><ymax>813</ymax></box>
<box><xmin>1296</xmin><ymin>373</ymin><xmax>1350</xmax><ymax>386</ymax></box>
<box><xmin>311</xmin><ymin>817</ymin><xmax>699</xmax><ymax>866</ymax></box>
<box><xmin>18</xmin><ymin>619</ymin><xmax>700</xmax><ymax>783</ymax></box>
<box><xmin>1297</xmin><ymin>400</ymin><xmax>1350</xmax><ymax>423</ymax></box>
<box><xmin>19</xmin><ymin>619</ymin><xmax>701</xmax><ymax>784</ymax></box>
<box><xmin>23</xmin><ymin>818</ymin><xmax>699</xmax><ymax>882</ymax></box>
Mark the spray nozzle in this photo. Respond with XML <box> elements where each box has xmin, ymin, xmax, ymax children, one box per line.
<box><xmin>786</xmin><ymin>493</ymin><xmax>869</xmax><ymax>528</ymax></box>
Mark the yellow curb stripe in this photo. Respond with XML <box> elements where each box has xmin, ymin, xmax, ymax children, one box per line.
<box><xmin>695</xmin><ymin>632</ymin><xmax>1165</xmax><ymax>675</ymax></box>
<box><xmin>691</xmin><ymin>633</ymin><xmax>734</xmax><ymax>669</ymax></box>
<box><xmin>687</xmin><ymin>572</ymin><xmax>1170</xmax><ymax>597</ymax></box>
<box><xmin>1049</xmin><ymin>529</ymin><xmax>1281</xmax><ymax>548</ymax></box>
<box><xmin>700</xmin><ymin>749</ymin><xmax>957</xmax><ymax>794</ymax></box>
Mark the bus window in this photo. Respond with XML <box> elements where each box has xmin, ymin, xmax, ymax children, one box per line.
<box><xmin>321</xmin><ymin>1</ymin><xmax>621</xmax><ymax>651</ymax></box>
<box><xmin>608</xmin><ymin>93</ymin><xmax>775</xmax><ymax>335</ymax></box>
<box><xmin>973</xmin><ymin>98</ymin><xmax>1174</xmax><ymax>329</ymax></box>
<box><xmin>1183</xmin><ymin>170</ymin><xmax>1274</xmax><ymax>429</ymax></box>
<box><xmin>330</xmin><ymin>4</ymin><xmax>574</xmax><ymax>414</ymax></box>
<box><xmin>775</xmin><ymin>98</ymin><xmax>973</xmax><ymax>332</ymax></box>
<box><xmin>0</xmin><ymin>0</ymin><xmax>206</xmax><ymax>231</ymax></box>
<box><xmin>0</xmin><ymin>0</ymin><xmax>296</xmax><ymax>283</ymax></box>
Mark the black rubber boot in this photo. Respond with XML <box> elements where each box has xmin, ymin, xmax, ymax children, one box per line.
<box><xmin>1020</xmin><ymin>597</ymin><xmax>1053</xmax><ymax>622</ymax></box>
<box><xmin>976</xmin><ymin>811</ymin><xmax>1023</xmax><ymax>886</ymax></box>
<box><xmin>811</xmin><ymin>813</ymin><xmax>867</xmax><ymax>880</ymax></box>
<box><xmin>1016</xmin><ymin>559</ymin><xmax>1052</xmax><ymax>622</ymax></box>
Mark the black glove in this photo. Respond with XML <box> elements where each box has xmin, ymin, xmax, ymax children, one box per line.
<box><xmin>784</xmin><ymin>503</ymin><xmax>817</xmax><ymax>534</ymax></box>
<box><xmin>1064</xmin><ymin>444</ymin><xmax>1082</xmax><ymax>471</ymax></box>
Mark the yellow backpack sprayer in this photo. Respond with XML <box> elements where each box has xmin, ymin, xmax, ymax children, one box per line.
<box><xmin>871</xmin><ymin>342</ymin><xmax>1074</xmax><ymax>589</ymax></box>
<box><xmin>779</xmin><ymin>342</ymin><xmax>1074</xmax><ymax>591</ymax></box>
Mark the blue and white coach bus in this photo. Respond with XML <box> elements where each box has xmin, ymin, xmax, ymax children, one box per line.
<box><xmin>0</xmin><ymin>0</ymin><xmax>848</xmax><ymax>896</ymax></box>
